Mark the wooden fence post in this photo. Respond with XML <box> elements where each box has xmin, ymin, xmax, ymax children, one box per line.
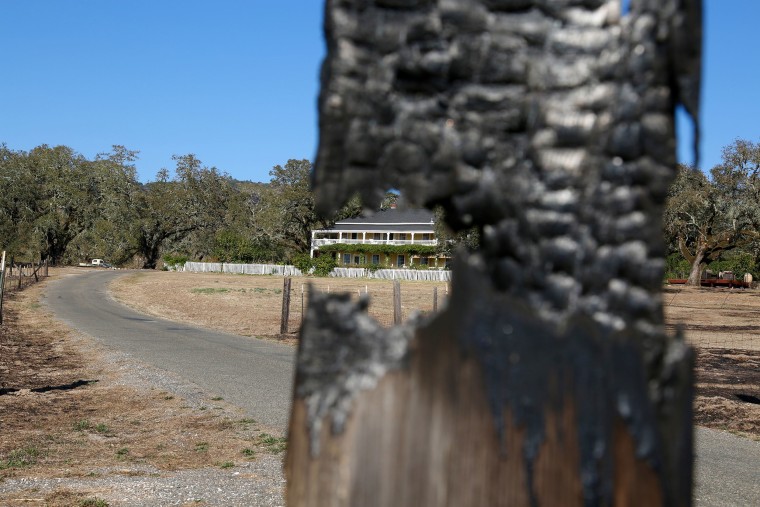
<box><xmin>432</xmin><ymin>286</ymin><xmax>438</xmax><ymax>313</ymax></box>
<box><xmin>0</xmin><ymin>251</ymin><xmax>5</xmax><ymax>325</ymax></box>
<box><xmin>280</xmin><ymin>277</ymin><xmax>292</xmax><ymax>335</ymax></box>
<box><xmin>392</xmin><ymin>280</ymin><xmax>401</xmax><ymax>325</ymax></box>
<box><xmin>17</xmin><ymin>264</ymin><xmax>22</xmax><ymax>290</ymax></box>
<box><xmin>286</xmin><ymin>1</ymin><xmax>701</xmax><ymax>505</ymax></box>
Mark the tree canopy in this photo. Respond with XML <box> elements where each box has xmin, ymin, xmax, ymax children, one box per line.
<box><xmin>665</xmin><ymin>139</ymin><xmax>760</xmax><ymax>285</ymax></box>
<box><xmin>0</xmin><ymin>147</ymin><xmax>363</xmax><ymax>268</ymax></box>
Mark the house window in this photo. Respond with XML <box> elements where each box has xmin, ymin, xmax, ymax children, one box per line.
<box><xmin>398</xmin><ymin>233</ymin><xmax>406</xmax><ymax>240</ymax></box>
<box><xmin>351</xmin><ymin>232</ymin><xmax>358</xmax><ymax>240</ymax></box>
<box><xmin>374</xmin><ymin>233</ymin><xmax>383</xmax><ymax>240</ymax></box>
<box><xmin>388</xmin><ymin>233</ymin><xmax>394</xmax><ymax>240</ymax></box>
<box><xmin>354</xmin><ymin>255</ymin><xmax>360</xmax><ymax>264</ymax></box>
<box><xmin>397</xmin><ymin>255</ymin><xmax>404</xmax><ymax>267</ymax></box>
<box><xmin>343</xmin><ymin>253</ymin><xmax>351</xmax><ymax>265</ymax></box>
<box><xmin>372</xmin><ymin>254</ymin><xmax>380</xmax><ymax>265</ymax></box>
<box><xmin>420</xmin><ymin>257</ymin><xmax>429</xmax><ymax>265</ymax></box>
<box><xmin>422</xmin><ymin>233</ymin><xmax>430</xmax><ymax>241</ymax></box>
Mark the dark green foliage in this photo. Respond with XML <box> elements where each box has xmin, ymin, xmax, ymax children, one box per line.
<box><xmin>212</xmin><ymin>230</ymin><xmax>276</xmax><ymax>264</ymax></box>
<box><xmin>664</xmin><ymin>254</ymin><xmax>692</xmax><ymax>280</ymax></box>
<box><xmin>707</xmin><ymin>251</ymin><xmax>757</xmax><ymax>279</ymax></box>
<box><xmin>317</xmin><ymin>243</ymin><xmax>437</xmax><ymax>257</ymax></box>
<box><xmin>291</xmin><ymin>253</ymin><xmax>314</xmax><ymax>273</ymax></box>
<box><xmin>0</xmin><ymin>144</ymin><xmax>141</xmax><ymax>265</ymax></box>
<box><xmin>313</xmin><ymin>255</ymin><xmax>337</xmax><ymax>277</ymax></box>
<box><xmin>162</xmin><ymin>253</ymin><xmax>189</xmax><ymax>268</ymax></box>
<box><xmin>137</xmin><ymin>155</ymin><xmax>236</xmax><ymax>268</ymax></box>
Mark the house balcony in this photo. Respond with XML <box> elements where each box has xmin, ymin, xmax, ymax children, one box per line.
<box><xmin>312</xmin><ymin>238</ymin><xmax>437</xmax><ymax>248</ymax></box>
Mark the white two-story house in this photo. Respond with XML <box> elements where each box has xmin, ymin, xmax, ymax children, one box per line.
<box><xmin>310</xmin><ymin>208</ymin><xmax>450</xmax><ymax>268</ymax></box>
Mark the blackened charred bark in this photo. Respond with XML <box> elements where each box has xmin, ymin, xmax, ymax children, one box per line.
<box><xmin>287</xmin><ymin>0</ymin><xmax>702</xmax><ymax>505</ymax></box>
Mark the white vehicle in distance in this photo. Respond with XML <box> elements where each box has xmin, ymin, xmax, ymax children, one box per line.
<box><xmin>78</xmin><ymin>258</ymin><xmax>114</xmax><ymax>268</ymax></box>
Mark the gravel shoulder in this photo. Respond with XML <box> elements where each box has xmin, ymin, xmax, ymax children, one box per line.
<box><xmin>0</xmin><ymin>269</ymin><xmax>286</xmax><ymax>506</ymax></box>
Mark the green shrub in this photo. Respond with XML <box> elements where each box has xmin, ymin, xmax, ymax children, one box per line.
<box><xmin>708</xmin><ymin>251</ymin><xmax>757</xmax><ymax>279</ymax></box>
<box><xmin>317</xmin><ymin>243</ymin><xmax>437</xmax><ymax>257</ymax></box>
<box><xmin>313</xmin><ymin>255</ymin><xmax>337</xmax><ymax>277</ymax></box>
<box><xmin>664</xmin><ymin>253</ymin><xmax>691</xmax><ymax>280</ymax></box>
<box><xmin>163</xmin><ymin>253</ymin><xmax>188</xmax><ymax>268</ymax></box>
<box><xmin>291</xmin><ymin>253</ymin><xmax>314</xmax><ymax>274</ymax></box>
<box><xmin>212</xmin><ymin>230</ymin><xmax>282</xmax><ymax>264</ymax></box>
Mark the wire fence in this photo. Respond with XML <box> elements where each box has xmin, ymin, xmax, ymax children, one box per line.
<box><xmin>664</xmin><ymin>285</ymin><xmax>760</xmax><ymax>352</ymax></box>
<box><xmin>681</xmin><ymin>332</ymin><xmax>760</xmax><ymax>351</ymax></box>
<box><xmin>280</xmin><ymin>282</ymin><xmax>759</xmax><ymax>396</ymax></box>
<box><xmin>664</xmin><ymin>285</ymin><xmax>760</xmax><ymax>397</ymax></box>
<box><xmin>0</xmin><ymin>253</ymin><xmax>49</xmax><ymax>325</ymax></box>
<box><xmin>278</xmin><ymin>278</ymin><xmax>450</xmax><ymax>334</ymax></box>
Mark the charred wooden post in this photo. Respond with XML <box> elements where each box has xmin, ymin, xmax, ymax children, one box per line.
<box><xmin>287</xmin><ymin>0</ymin><xmax>701</xmax><ymax>505</ymax></box>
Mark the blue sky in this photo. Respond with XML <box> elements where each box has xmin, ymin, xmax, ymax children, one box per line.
<box><xmin>0</xmin><ymin>1</ymin><xmax>757</xmax><ymax>183</ymax></box>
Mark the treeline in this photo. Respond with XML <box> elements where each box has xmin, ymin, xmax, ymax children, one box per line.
<box><xmin>0</xmin><ymin>144</ymin><xmax>358</xmax><ymax>268</ymax></box>
<box><xmin>665</xmin><ymin>139</ymin><xmax>760</xmax><ymax>284</ymax></box>
<box><xmin>10</xmin><ymin>137</ymin><xmax>752</xmax><ymax>279</ymax></box>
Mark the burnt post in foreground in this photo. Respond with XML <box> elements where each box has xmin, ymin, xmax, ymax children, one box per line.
<box><xmin>286</xmin><ymin>0</ymin><xmax>701</xmax><ymax>505</ymax></box>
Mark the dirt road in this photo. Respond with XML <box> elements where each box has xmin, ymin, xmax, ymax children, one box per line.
<box><xmin>44</xmin><ymin>270</ymin><xmax>295</xmax><ymax>429</ymax></box>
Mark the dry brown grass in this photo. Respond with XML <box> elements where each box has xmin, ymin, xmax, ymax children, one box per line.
<box><xmin>664</xmin><ymin>285</ymin><xmax>760</xmax><ymax>350</ymax></box>
<box><xmin>110</xmin><ymin>271</ymin><xmax>451</xmax><ymax>341</ymax></box>
<box><xmin>2</xmin><ymin>270</ymin><xmax>758</xmax><ymax>498</ymax></box>
<box><xmin>111</xmin><ymin>272</ymin><xmax>760</xmax><ymax>439</ymax></box>
<box><xmin>0</xmin><ymin>269</ymin><xmax>286</xmax><ymax>494</ymax></box>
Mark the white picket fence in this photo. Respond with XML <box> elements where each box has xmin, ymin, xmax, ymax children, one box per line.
<box><xmin>331</xmin><ymin>267</ymin><xmax>452</xmax><ymax>282</ymax></box>
<box><xmin>181</xmin><ymin>262</ymin><xmax>451</xmax><ymax>281</ymax></box>
<box><xmin>183</xmin><ymin>262</ymin><xmax>303</xmax><ymax>276</ymax></box>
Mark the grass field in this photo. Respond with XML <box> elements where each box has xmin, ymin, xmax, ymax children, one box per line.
<box><xmin>111</xmin><ymin>271</ymin><xmax>760</xmax><ymax>440</ymax></box>
<box><xmin>110</xmin><ymin>271</ymin><xmax>451</xmax><ymax>341</ymax></box>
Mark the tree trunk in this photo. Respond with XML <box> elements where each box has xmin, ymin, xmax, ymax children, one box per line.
<box><xmin>140</xmin><ymin>235</ymin><xmax>162</xmax><ymax>269</ymax></box>
<box><xmin>686</xmin><ymin>244</ymin><xmax>706</xmax><ymax>286</ymax></box>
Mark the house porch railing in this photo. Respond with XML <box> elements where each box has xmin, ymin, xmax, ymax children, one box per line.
<box><xmin>312</xmin><ymin>238</ymin><xmax>437</xmax><ymax>248</ymax></box>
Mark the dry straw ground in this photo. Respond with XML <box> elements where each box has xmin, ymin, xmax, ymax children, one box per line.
<box><xmin>1</xmin><ymin>271</ymin><xmax>759</xmax><ymax>505</ymax></box>
<box><xmin>664</xmin><ymin>285</ymin><xmax>760</xmax><ymax>439</ymax></box>
<box><xmin>0</xmin><ymin>269</ymin><xmax>286</xmax><ymax>505</ymax></box>
<box><xmin>110</xmin><ymin>271</ymin><xmax>451</xmax><ymax>340</ymax></box>
<box><xmin>111</xmin><ymin>271</ymin><xmax>760</xmax><ymax>440</ymax></box>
